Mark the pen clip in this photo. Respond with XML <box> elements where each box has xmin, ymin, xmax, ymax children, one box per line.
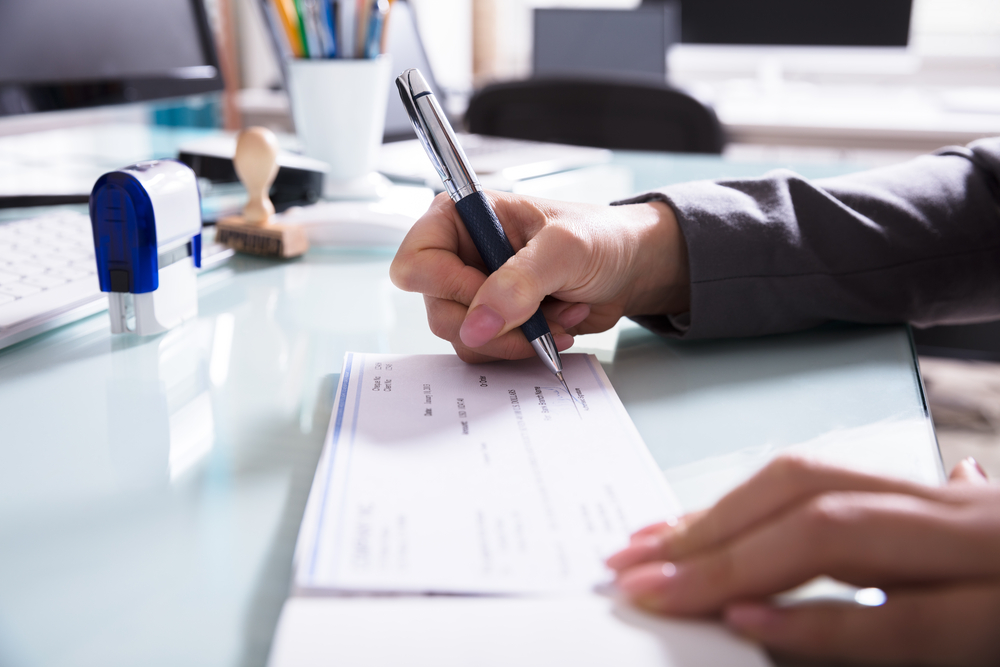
<box><xmin>395</xmin><ymin>68</ymin><xmax>479</xmax><ymax>201</ymax></box>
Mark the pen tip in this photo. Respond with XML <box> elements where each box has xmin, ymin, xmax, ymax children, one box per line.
<box><xmin>557</xmin><ymin>372</ymin><xmax>582</xmax><ymax>419</ymax></box>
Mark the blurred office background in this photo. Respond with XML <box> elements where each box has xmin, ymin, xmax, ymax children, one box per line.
<box><xmin>7</xmin><ymin>0</ymin><xmax>999</xmax><ymax>159</ymax></box>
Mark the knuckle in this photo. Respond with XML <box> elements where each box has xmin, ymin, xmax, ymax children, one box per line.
<box><xmin>427</xmin><ymin>314</ymin><xmax>450</xmax><ymax>340</ymax></box>
<box><xmin>493</xmin><ymin>269</ymin><xmax>540</xmax><ymax>313</ymax></box>
<box><xmin>388</xmin><ymin>258</ymin><xmax>414</xmax><ymax>290</ymax></box>
<box><xmin>767</xmin><ymin>454</ymin><xmax>818</xmax><ymax>483</ymax></box>
<box><xmin>443</xmin><ymin>270</ymin><xmax>476</xmax><ymax>306</ymax></box>
<box><xmin>800</xmin><ymin>494</ymin><xmax>859</xmax><ymax>537</ymax></box>
<box><xmin>763</xmin><ymin>455</ymin><xmax>825</xmax><ymax>496</ymax></box>
<box><xmin>424</xmin><ymin>297</ymin><xmax>460</xmax><ymax>341</ymax></box>
<box><xmin>547</xmin><ymin>223</ymin><xmax>578</xmax><ymax>248</ymax></box>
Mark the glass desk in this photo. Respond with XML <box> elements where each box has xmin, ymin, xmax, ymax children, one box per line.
<box><xmin>0</xmin><ymin>150</ymin><xmax>941</xmax><ymax>667</ymax></box>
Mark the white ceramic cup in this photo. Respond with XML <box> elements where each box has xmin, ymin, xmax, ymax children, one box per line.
<box><xmin>286</xmin><ymin>55</ymin><xmax>392</xmax><ymax>199</ymax></box>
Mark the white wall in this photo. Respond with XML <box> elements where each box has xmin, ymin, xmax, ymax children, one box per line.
<box><xmin>411</xmin><ymin>0</ymin><xmax>474</xmax><ymax>98</ymax></box>
<box><xmin>911</xmin><ymin>0</ymin><xmax>1000</xmax><ymax>57</ymax></box>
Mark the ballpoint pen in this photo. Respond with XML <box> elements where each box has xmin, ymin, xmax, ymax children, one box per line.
<box><xmin>395</xmin><ymin>68</ymin><xmax>577</xmax><ymax>407</ymax></box>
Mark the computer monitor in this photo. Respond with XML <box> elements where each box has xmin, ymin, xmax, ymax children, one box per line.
<box><xmin>676</xmin><ymin>0</ymin><xmax>912</xmax><ymax>47</ymax></box>
<box><xmin>0</xmin><ymin>0</ymin><xmax>223</xmax><ymax>117</ymax></box>
<box><xmin>533</xmin><ymin>6</ymin><xmax>681</xmax><ymax>82</ymax></box>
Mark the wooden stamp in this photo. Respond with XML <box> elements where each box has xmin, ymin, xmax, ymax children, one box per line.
<box><xmin>216</xmin><ymin>127</ymin><xmax>309</xmax><ymax>258</ymax></box>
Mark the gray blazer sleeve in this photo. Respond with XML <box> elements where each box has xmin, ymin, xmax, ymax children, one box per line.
<box><xmin>617</xmin><ymin>137</ymin><xmax>1000</xmax><ymax>339</ymax></box>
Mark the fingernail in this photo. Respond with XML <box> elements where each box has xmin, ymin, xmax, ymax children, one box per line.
<box><xmin>554</xmin><ymin>333</ymin><xmax>574</xmax><ymax>351</ymax></box>
<box><xmin>606</xmin><ymin>535</ymin><xmax>661</xmax><ymax>571</ymax></box>
<box><xmin>725</xmin><ymin>603</ymin><xmax>777</xmax><ymax>633</ymax></box>
<box><xmin>965</xmin><ymin>456</ymin><xmax>988</xmax><ymax>479</ymax></box>
<box><xmin>629</xmin><ymin>518</ymin><xmax>678</xmax><ymax>542</ymax></box>
<box><xmin>459</xmin><ymin>305</ymin><xmax>505</xmax><ymax>348</ymax></box>
<box><xmin>616</xmin><ymin>562</ymin><xmax>679</xmax><ymax>603</ymax></box>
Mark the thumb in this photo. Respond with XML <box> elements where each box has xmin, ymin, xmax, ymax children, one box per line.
<box><xmin>460</xmin><ymin>226</ymin><xmax>584</xmax><ymax>348</ymax></box>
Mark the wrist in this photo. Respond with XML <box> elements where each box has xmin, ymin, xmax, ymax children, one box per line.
<box><xmin>622</xmin><ymin>201</ymin><xmax>690</xmax><ymax>317</ymax></box>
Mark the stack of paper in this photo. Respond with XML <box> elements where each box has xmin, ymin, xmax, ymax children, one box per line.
<box><xmin>270</xmin><ymin>353</ymin><xmax>771</xmax><ymax>667</ymax></box>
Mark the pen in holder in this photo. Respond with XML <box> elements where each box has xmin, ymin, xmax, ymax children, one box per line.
<box><xmin>286</xmin><ymin>55</ymin><xmax>393</xmax><ymax>200</ymax></box>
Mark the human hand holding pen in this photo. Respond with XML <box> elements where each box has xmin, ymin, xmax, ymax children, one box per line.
<box><xmin>390</xmin><ymin>191</ymin><xmax>690</xmax><ymax>362</ymax></box>
<box><xmin>606</xmin><ymin>456</ymin><xmax>1000</xmax><ymax>666</ymax></box>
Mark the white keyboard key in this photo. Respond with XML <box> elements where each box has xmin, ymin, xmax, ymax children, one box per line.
<box><xmin>22</xmin><ymin>273</ymin><xmax>69</xmax><ymax>288</ymax></box>
<box><xmin>0</xmin><ymin>277</ymin><xmax>101</xmax><ymax>328</ymax></box>
<box><xmin>37</xmin><ymin>255</ymin><xmax>73</xmax><ymax>269</ymax></box>
<box><xmin>0</xmin><ymin>282</ymin><xmax>42</xmax><ymax>298</ymax></box>
<box><xmin>48</xmin><ymin>266</ymin><xmax>92</xmax><ymax>281</ymax></box>
<box><xmin>0</xmin><ymin>250</ymin><xmax>36</xmax><ymax>264</ymax></box>
<box><xmin>6</xmin><ymin>262</ymin><xmax>45</xmax><ymax>276</ymax></box>
<box><xmin>45</xmin><ymin>239</ymin><xmax>77</xmax><ymax>252</ymax></box>
<box><xmin>0</xmin><ymin>293</ymin><xmax>14</xmax><ymax>306</ymax></box>
<box><xmin>0</xmin><ymin>270</ymin><xmax>21</xmax><ymax>285</ymax></box>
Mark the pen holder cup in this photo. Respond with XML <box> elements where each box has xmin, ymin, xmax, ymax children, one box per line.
<box><xmin>286</xmin><ymin>55</ymin><xmax>392</xmax><ymax>200</ymax></box>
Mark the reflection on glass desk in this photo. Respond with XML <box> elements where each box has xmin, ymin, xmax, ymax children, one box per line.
<box><xmin>0</xmin><ymin>151</ymin><xmax>941</xmax><ymax>667</ymax></box>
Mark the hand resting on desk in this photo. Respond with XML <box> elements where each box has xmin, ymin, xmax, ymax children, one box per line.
<box><xmin>389</xmin><ymin>191</ymin><xmax>689</xmax><ymax>362</ymax></box>
<box><xmin>607</xmin><ymin>456</ymin><xmax>1000</xmax><ymax>666</ymax></box>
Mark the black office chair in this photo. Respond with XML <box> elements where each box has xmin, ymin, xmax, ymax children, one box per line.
<box><xmin>464</xmin><ymin>78</ymin><xmax>725</xmax><ymax>154</ymax></box>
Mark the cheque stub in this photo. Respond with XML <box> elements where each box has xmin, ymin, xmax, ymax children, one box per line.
<box><xmin>294</xmin><ymin>353</ymin><xmax>681</xmax><ymax>594</ymax></box>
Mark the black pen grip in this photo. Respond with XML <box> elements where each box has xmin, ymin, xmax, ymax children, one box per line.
<box><xmin>454</xmin><ymin>191</ymin><xmax>551</xmax><ymax>343</ymax></box>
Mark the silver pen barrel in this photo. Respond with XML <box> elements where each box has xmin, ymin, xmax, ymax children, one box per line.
<box><xmin>395</xmin><ymin>69</ymin><xmax>479</xmax><ymax>202</ymax></box>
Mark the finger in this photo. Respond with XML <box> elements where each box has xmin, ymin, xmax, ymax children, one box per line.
<box><xmin>607</xmin><ymin>516</ymin><xmax>689</xmax><ymax>572</ymax></box>
<box><xmin>391</xmin><ymin>241</ymin><xmax>487</xmax><ymax>306</ymax></box>
<box><xmin>725</xmin><ymin>581</ymin><xmax>1000</xmax><ymax>666</ymax></box>
<box><xmin>950</xmin><ymin>457</ymin><xmax>989</xmax><ymax>485</ymax></box>
<box><xmin>460</xmin><ymin>223</ymin><xmax>592</xmax><ymax>348</ymax></box>
<box><xmin>630</xmin><ymin>518</ymin><xmax>683</xmax><ymax>542</ymax></box>
<box><xmin>390</xmin><ymin>194</ymin><xmax>488</xmax><ymax>302</ymax></box>
<box><xmin>540</xmin><ymin>300</ymin><xmax>592</xmax><ymax>331</ymax></box>
<box><xmin>662</xmin><ymin>456</ymin><xmax>941</xmax><ymax>562</ymax></box>
<box><xmin>425</xmin><ymin>296</ymin><xmax>574</xmax><ymax>363</ymax></box>
<box><xmin>615</xmin><ymin>489</ymin><xmax>1000</xmax><ymax>615</ymax></box>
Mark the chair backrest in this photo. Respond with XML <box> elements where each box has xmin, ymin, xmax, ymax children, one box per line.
<box><xmin>465</xmin><ymin>78</ymin><xmax>725</xmax><ymax>154</ymax></box>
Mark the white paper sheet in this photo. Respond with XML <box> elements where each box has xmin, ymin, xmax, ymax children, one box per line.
<box><xmin>294</xmin><ymin>353</ymin><xmax>682</xmax><ymax>594</ymax></box>
<box><xmin>268</xmin><ymin>595</ymin><xmax>773</xmax><ymax>667</ymax></box>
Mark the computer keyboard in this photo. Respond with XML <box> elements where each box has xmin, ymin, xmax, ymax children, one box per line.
<box><xmin>0</xmin><ymin>210</ymin><xmax>102</xmax><ymax>333</ymax></box>
<box><xmin>0</xmin><ymin>209</ymin><xmax>234</xmax><ymax>349</ymax></box>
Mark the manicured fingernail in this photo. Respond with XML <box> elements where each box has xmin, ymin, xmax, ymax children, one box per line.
<box><xmin>460</xmin><ymin>305</ymin><xmax>505</xmax><ymax>348</ymax></box>
<box><xmin>616</xmin><ymin>561</ymin><xmax>679</xmax><ymax>603</ymax></box>
<box><xmin>557</xmin><ymin>303</ymin><xmax>591</xmax><ymax>329</ymax></box>
<box><xmin>725</xmin><ymin>603</ymin><xmax>777</xmax><ymax>632</ymax></box>
<box><xmin>965</xmin><ymin>456</ymin><xmax>988</xmax><ymax>479</ymax></box>
<box><xmin>555</xmin><ymin>333</ymin><xmax>574</xmax><ymax>351</ymax></box>
<box><xmin>606</xmin><ymin>535</ymin><xmax>661</xmax><ymax>571</ymax></box>
<box><xmin>629</xmin><ymin>518</ymin><xmax>678</xmax><ymax>542</ymax></box>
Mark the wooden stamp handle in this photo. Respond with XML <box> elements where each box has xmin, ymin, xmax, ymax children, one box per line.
<box><xmin>234</xmin><ymin>127</ymin><xmax>280</xmax><ymax>226</ymax></box>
